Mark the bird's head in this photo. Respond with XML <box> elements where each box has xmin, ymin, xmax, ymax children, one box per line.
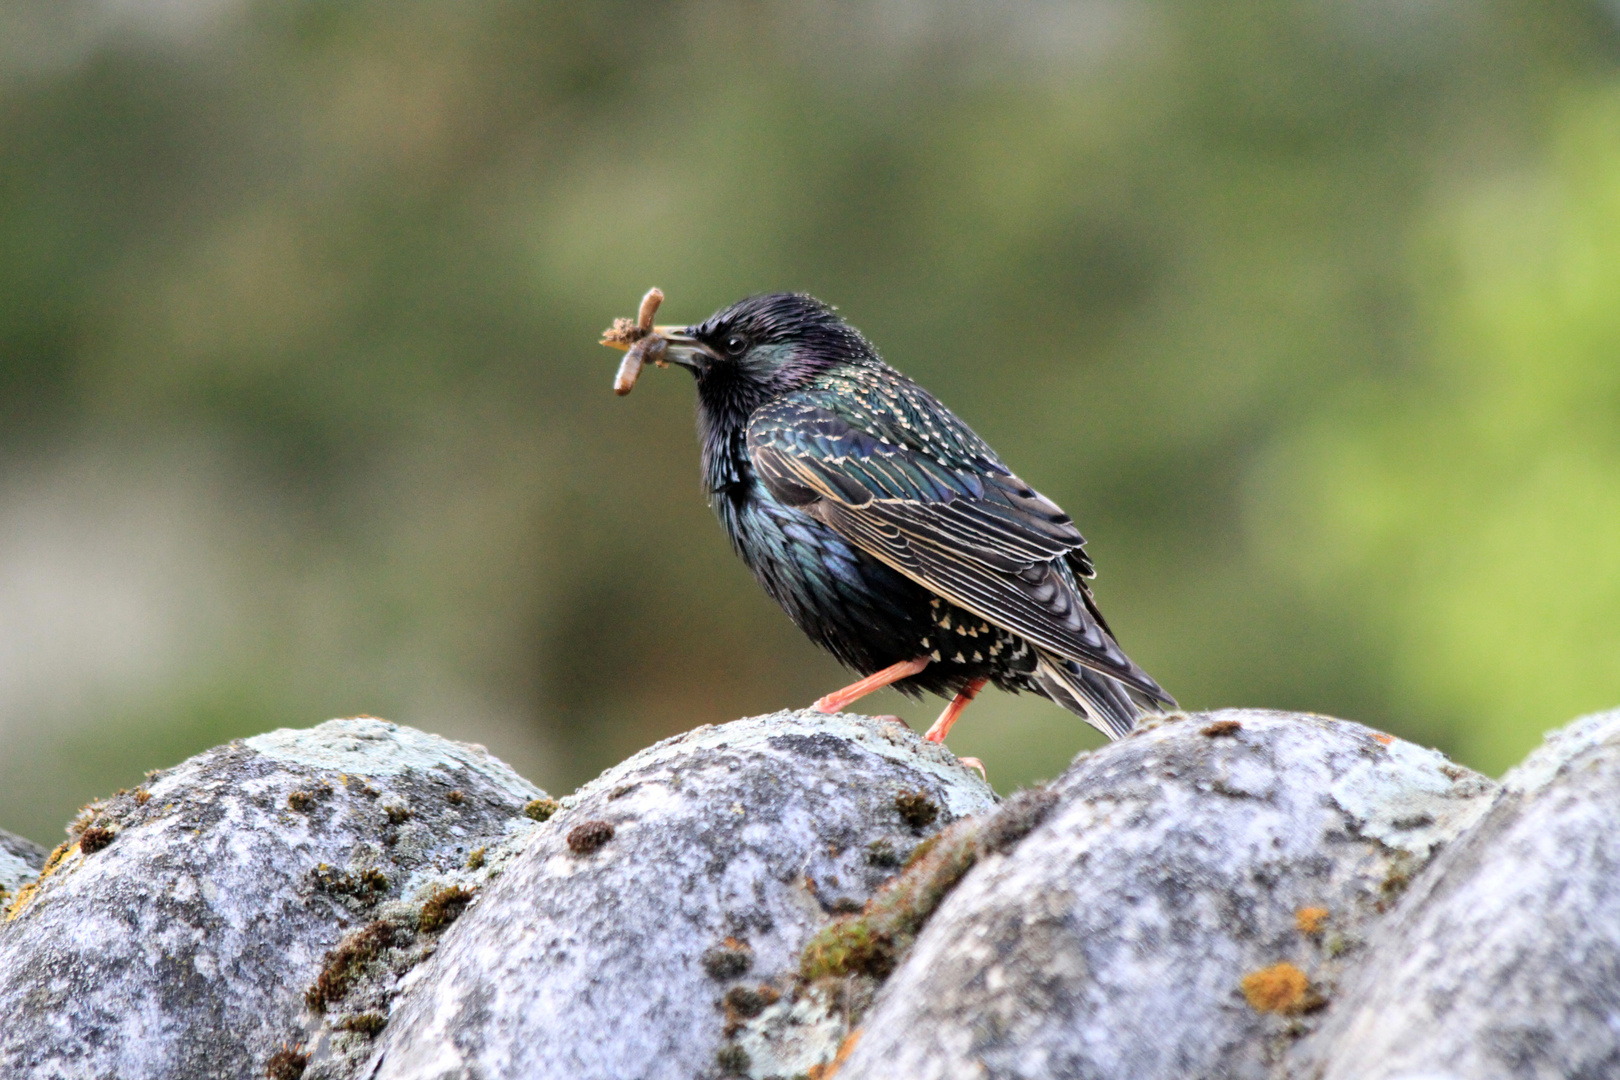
<box><xmin>652</xmin><ymin>292</ymin><xmax>876</xmax><ymax>405</ymax></box>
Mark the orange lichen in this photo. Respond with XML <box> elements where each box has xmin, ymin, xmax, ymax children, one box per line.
<box><xmin>1240</xmin><ymin>962</ymin><xmax>1311</xmax><ymax>1014</ymax></box>
<box><xmin>1296</xmin><ymin>906</ymin><xmax>1330</xmax><ymax>935</ymax></box>
<box><xmin>806</xmin><ymin>1028</ymin><xmax>862</xmax><ymax>1079</ymax></box>
<box><xmin>1371</xmin><ymin>731</ymin><xmax>1394</xmax><ymax>745</ymax></box>
<box><xmin>4</xmin><ymin>840</ymin><xmax>76</xmax><ymax>921</ymax></box>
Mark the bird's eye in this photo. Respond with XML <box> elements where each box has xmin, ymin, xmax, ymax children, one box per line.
<box><xmin>724</xmin><ymin>335</ymin><xmax>747</xmax><ymax>356</ymax></box>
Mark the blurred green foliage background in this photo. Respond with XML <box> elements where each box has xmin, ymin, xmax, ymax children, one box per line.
<box><xmin>3</xmin><ymin>0</ymin><xmax>1620</xmax><ymax>843</ymax></box>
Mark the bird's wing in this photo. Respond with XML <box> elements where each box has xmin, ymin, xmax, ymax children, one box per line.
<box><xmin>746</xmin><ymin>386</ymin><xmax>1164</xmax><ymax>699</ymax></box>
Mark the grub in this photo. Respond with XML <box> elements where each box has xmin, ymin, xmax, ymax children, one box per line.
<box><xmin>601</xmin><ymin>287</ymin><xmax>668</xmax><ymax>395</ymax></box>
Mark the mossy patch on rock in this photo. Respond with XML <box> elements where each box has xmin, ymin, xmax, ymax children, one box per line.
<box><xmin>265</xmin><ymin>1044</ymin><xmax>308</xmax><ymax>1079</ymax></box>
<box><xmin>523</xmin><ymin>797</ymin><xmax>560</xmax><ymax>822</ymax></box>
<box><xmin>338</xmin><ymin>1012</ymin><xmax>388</xmax><ymax>1037</ymax></box>
<box><xmin>894</xmin><ymin>790</ymin><xmax>939</xmax><ymax>829</ymax></box>
<box><xmin>702</xmin><ymin>937</ymin><xmax>754</xmax><ymax>980</ymax></box>
<box><xmin>800</xmin><ymin>786</ymin><xmax>1057</xmax><ymax>982</ymax></box>
<box><xmin>566</xmin><ymin>819</ymin><xmax>615</xmax><ymax>854</ymax></box>
<box><xmin>418</xmin><ymin>884</ymin><xmax>475</xmax><ymax>933</ymax></box>
<box><xmin>76</xmin><ymin>826</ymin><xmax>114</xmax><ymax>854</ymax></box>
<box><xmin>307</xmin><ymin>921</ymin><xmax>397</xmax><ymax>1013</ymax></box>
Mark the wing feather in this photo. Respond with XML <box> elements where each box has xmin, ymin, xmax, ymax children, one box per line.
<box><xmin>747</xmin><ymin>392</ymin><xmax>1169</xmax><ymax>701</ymax></box>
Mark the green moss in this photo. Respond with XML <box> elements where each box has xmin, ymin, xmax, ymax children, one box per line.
<box><xmin>715</xmin><ymin>1042</ymin><xmax>750</xmax><ymax>1075</ymax></box>
<box><xmin>900</xmin><ymin>833</ymin><xmax>941</xmax><ymax>871</ymax></box>
<box><xmin>266</xmin><ymin>1045</ymin><xmax>308</xmax><ymax>1080</ymax></box>
<box><xmin>419</xmin><ymin>884</ymin><xmax>475</xmax><ymax>932</ymax></box>
<box><xmin>800</xmin><ymin>918</ymin><xmax>898</xmax><ymax>980</ymax></box>
<box><xmin>864</xmin><ymin>838</ymin><xmax>902</xmax><ymax>867</ymax></box>
<box><xmin>701</xmin><ymin>937</ymin><xmax>753</xmax><ymax>980</ymax></box>
<box><xmin>523</xmin><ymin>797</ymin><xmax>560</xmax><ymax>822</ymax></box>
<box><xmin>310</xmin><ymin>864</ymin><xmax>389</xmax><ymax>900</ymax></box>
<box><xmin>305</xmin><ymin>922</ymin><xmax>395</xmax><ymax>1012</ymax></box>
<box><xmin>894</xmin><ymin>790</ymin><xmax>939</xmax><ymax>829</ymax></box>
<box><xmin>77</xmin><ymin>826</ymin><xmax>115</xmax><ymax>854</ymax></box>
<box><xmin>797</xmin><ymin>787</ymin><xmax>1057</xmax><ymax>990</ymax></box>
<box><xmin>337</xmin><ymin>1012</ymin><xmax>387</xmax><ymax>1036</ymax></box>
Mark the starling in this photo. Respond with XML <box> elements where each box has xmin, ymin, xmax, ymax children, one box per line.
<box><xmin>603</xmin><ymin>291</ymin><xmax>1175</xmax><ymax>746</ymax></box>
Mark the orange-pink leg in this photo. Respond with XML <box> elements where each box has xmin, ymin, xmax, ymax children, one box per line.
<box><xmin>812</xmin><ymin>657</ymin><xmax>930</xmax><ymax>714</ymax></box>
<box><xmin>924</xmin><ymin>677</ymin><xmax>989</xmax><ymax>743</ymax></box>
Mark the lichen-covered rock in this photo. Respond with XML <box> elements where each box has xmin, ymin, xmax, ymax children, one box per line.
<box><xmin>836</xmin><ymin>709</ymin><xmax>1497</xmax><ymax>1080</ymax></box>
<box><xmin>0</xmin><ymin>718</ymin><xmax>544</xmax><ymax>1080</ymax></box>
<box><xmin>366</xmin><ymin>710</ymin><xmax>996</xmax><ymax>1080</ymax></box>
<box><xmin>1299</xmin><ymin>708</ymin><xmax>1620</xmax><ymax>1080</ymax></box>
<box><xmin>0</xmin><ymin>827</ymin><xmax>45</xmax><ymax>906</ymax></box>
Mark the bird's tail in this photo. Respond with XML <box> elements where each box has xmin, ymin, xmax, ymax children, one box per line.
<box><xmin>1032</xmin><ymin>649</ymin><xmax>1176</xmax><ymax>740</ymax></box>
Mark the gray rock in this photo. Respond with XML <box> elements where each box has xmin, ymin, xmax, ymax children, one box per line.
<box><xmin>0</xmin><ymin>827</ymin><xmax>46</xmax><ymax>900</ymax></box>
<box><xmin>0</xmin><ymin>717</ymin><xmax>544</xmax><ymax>1080</ymax></box>
<box><xmin>366</xmin><ymin>710</ymin><xmax>996</xmax><ymax>1080</ymax></box>
<box><xmin>836</xmin><ymin>709</ymin><xmax>1497</xmax><ymax>1080</ymax></box>
<box><xmin>1299</xmin><ymin>708</ymin><xmax>1620</xmax><ymax>1080</ymax></box>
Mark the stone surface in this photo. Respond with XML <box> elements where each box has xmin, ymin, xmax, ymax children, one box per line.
<box><xmin>7</xmin><ymin>705</ymin><xmax>1619</xmax><ymax>1079</ymax></box>
<box><xmin>1299</xmin><ymin>708</ymin><xmax>1620</xmax><ymax>1080</ymax></box>
<box><xmin>0</xmin><ymin>827</ymin><xmax>46</xmax><ymax>912</ymax></box>
<box><xmin>836</xmin><ymin>709</ymin><xmax>1498</xmax><ymax>1080</ymax></box>
<box><xmin>365</xmin><ymin>710</ymin><xmax>996</xmax><ymax>1080</ymax></box>
<box><xmin>0</xmin><ymin>718</ymin><xmax>544</xmax><ymax>1080</ymax></box>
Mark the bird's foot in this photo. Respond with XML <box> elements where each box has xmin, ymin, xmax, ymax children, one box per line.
<box><xmin>956</xmin><ymin>756</ymin><xmax>987</xmax><ymax>781</ymax></box>
<box><xmin>811</xmin><ymin>657</ymin><xmax>930</xmax><ymax>713</ymax></box>
<box><xmin>923</xmin><ymin>677</ymin><xmax>988</xmax><ymax>742</ymax></box>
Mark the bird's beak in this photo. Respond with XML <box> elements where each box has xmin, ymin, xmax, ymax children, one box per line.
<box><xmin>648</xmin><ymin>327</ymin><xmax>720</xmax><ymax>372</ymax></box>
<box><xmin>599</xmin><ymin>326</ymin><xmax>717</xmax><ymax>371</ymax></box>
